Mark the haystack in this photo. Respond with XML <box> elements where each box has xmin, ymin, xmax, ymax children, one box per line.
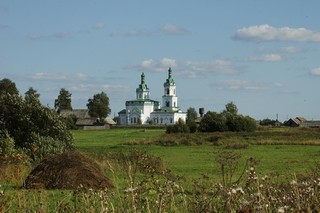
<box><xmin>24</xmin><ymin>151</ymin><xmax>113</xmax><ymax>189</ymax></box>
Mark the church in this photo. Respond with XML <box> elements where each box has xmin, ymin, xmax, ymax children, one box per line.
<box><xmin>118</xmin><ymin>67</ymin><xmax>186</xmax><ymax>125</ymax></box>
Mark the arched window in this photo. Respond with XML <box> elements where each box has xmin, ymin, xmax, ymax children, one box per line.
<box><xmin>166</xmin><ymin>100</ymin><xmax>170</xmax><ymax>107</ymax></box>
<box><xmin>166</xmin><ymin>88</ymin><xmax>169</xmax><ymax>95</ymax></box>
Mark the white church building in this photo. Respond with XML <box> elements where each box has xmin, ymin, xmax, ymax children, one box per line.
<box><xmin>118</xmin><ymin>67</ymin><xmax>186</xmax><ymax>125</ymax></box>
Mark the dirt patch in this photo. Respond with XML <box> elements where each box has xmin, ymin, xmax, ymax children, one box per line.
<box><xmin>24</xmin><ymin>151</ymin><xmax>113</xmax><ymax>189</ymax></box>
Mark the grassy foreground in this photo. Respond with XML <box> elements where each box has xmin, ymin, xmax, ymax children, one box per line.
<box><xmin>1</xmin><ymin>127</ymin><xmax>320</xmax><ymax>212</ymax></box>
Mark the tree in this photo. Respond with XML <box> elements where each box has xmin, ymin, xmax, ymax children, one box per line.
<box><xmin>0</xmin><ymin>78</ymin><xmax>19</xmax><ymax>96</ymax></box>
<box><xmin>186</xmin><ymin>107</ymin><xmax>198</xmax><ymax>133</ymax></box>
<box><xmin>223</xmin><ymin>102</ymin><xmax>238</xmax><ymax>116</ymax></box>
<box><xmin>186</xmin><ymin>107</ymin><xmax>198</xmax><ymax>123</ymax></box>
<box><xmin>87</xmin><ymin>91</ymin><xmax>110</xmax><ymax>120</ymax></box>
<box><xmin>54</xmin><ymin>88</ymin><xmax>72</xmax><ymax>113</ymax></box>
<box><xmin>198</xmin><ymin>111</ymin><xmax>227</xmax><ymax>132</ymax></box>
<box><xmin>25</xmin><ymin>87</ymin><xmax>40</xmax><ymax>105</ymax></box>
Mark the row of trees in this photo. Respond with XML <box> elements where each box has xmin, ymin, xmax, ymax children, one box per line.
<box><xmin>167</xmin><ymin>102</ymin><xmax>257</xmax><ymax>133</ymax></box>
<box><xmin>54</xmin><ymin>88</ymin><xmax>111</xmax><ymax>120</ymax></box>
<box><xmin>0</xmin><ymin>78</ymin><xmax>111</xmax><ymax>161</ymax></box>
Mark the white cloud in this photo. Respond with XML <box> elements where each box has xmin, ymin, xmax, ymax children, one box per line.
<box><xmin>94</xmin><ymin>23</ymin><xmax>105</xmax><ymax>29</ymax></box>
<box><xmin>137</xmin><ymin>58</ymin><xmax>177</xmax><ymax>72</ymax></box>
<box><xmin>216</xmin><ymin>80</ymin><xmax>283</xmax><ymax>91</ymax></box>
<box><xmin>109</xmin><ymin>29</ymin><xmax>152</xmax><ymax>37</ymax></box>
<box><xmin>181</xmin><ymin>60</ymin><xmax>239</xmax><ymax>77</ymax></box>
<box><xmin>32</xmin><ymin>73</ymin><xmax>87</xmax><ymax>81</ymax></box>
<box><xmin>125</xmin><ymin>29</ymin><xmax>151</xmax><ymax>37</ymax></box>
<box><xmin>310</xmin><ymin>67</ymin><xmax>320</xmax><ymax>76</ymax></box>
<box><xmin>280</xmin><ymin>46</ymin><xmax>301</xmax><ymax>53</ymax></box>
<box><xmin>234</xmin><ymin>24</ymin><xmax>320</xmax><ymax>42</ymax></box>
<box><xmin>248</xmin><ymin>54</ymin><xmax>283</xmax><ymax>62</ymax></box>
<box><xmin>161</xmin><ymin>24</ymin><xmax>188</xmax><ymax>35</ymax></box>
<box><xmin>133</xmin><ymin>58</ymin><xmax>240</xmax><ymax>77</ymax></box>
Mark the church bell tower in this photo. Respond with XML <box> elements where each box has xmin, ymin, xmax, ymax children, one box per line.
<box><xmin>162</xmin><ymin>67</ymin><xmax>179</xmax><ymax>112</ymax></box>
<box><xmin>136</xmin><ymin>72</ymin><xmax>150</xmax><ymax>99</ymax></box>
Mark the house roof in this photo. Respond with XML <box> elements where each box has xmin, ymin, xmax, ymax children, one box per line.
<box><xmin>104</xmin><ymin>117</ymin><xmax>116</xmax><ymax>125</ymax></box>
<box><xmin>60</xmin><ymin>109</ymin><xmax>90</xmax><ymax>119</ymax></box>
<box><xmin>118</xmin><ymin>109</ymin><xmax>126</xmax><ymax>114</ymax></box>
<box><xmin>288</xmin><ymin>117</ymin><xmax>306</xmax><ymax>125</ymax></box>
<box><xmin>126</xmin><ymin>99</ymin><xmax>160</xmax><ymax>104</ymax></box>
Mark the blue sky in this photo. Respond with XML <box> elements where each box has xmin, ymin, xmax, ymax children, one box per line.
<box><xmin>1</xmin><ymin>0</ymin><xmax>320</xmax><ymax>121</ymax></box>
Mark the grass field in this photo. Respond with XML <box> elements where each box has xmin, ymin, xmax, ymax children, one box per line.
<box><xmin>1</xmin><ymin>127</ymin><xmax>320</xmax><ymax>212</ymax></box>
<box><xmin>73</xmin><ymin>127</ymin><xmax>320</xmax><ymax>181</ymax></box>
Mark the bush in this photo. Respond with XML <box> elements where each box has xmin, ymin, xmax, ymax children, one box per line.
<box><xmin>198</xmin><ymin>111</ymin><xmax>227</xmax><ymax>132</ymax></box>
<box><xmin>0</xmin><ymin>130</ymin><xmax>15</xmax><ymax>158</ymax></box>
<box><xmin>0</xmin><ymin>92</ymin><xmax>74</xmax><ymax>161</ymax></box>
<box><xmin>226</xmin><ymin>115</ymin><xmax>257</xmax><ymax>132</ymax></box>
<box><xmin>166</xmin><ymin>118</ymin><xmax>190</xmax><ymax>134</ymax></box>
<box><xmin>30</xmin><ymin>133</ymin><xmax>74</xmax><ymax>162</ymax></box>
<box><xmin>199</xmin><ymin>103</ymin><xmax>257</xmax><ymax>133</ymax></box>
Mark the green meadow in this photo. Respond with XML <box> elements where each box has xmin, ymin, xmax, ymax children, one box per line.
<box><xmin>1</xmin><ymin>127</ymin><xmax>320</xmax><ymax>212</ymax></box>
<box><xmin>74</xmin><ymin>127</ymin><xmax>320</xmax><ymax>181</ymax></box>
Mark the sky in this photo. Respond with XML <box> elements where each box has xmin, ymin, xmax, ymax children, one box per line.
<box><xmin>1</xmin><ymin>0</ymin><xmax>320</xmax><ymax>121</ymax></box>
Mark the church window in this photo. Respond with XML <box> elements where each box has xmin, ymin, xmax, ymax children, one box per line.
<box><xmin>174</xmin><ymin>102</ymin><xmax>176</xmax><ymax>107</ymax></box>
<box><xmin>161</xmin><ymin>118</ymin><xmax>163</xmax><ymax>123</ymax></box>
<box><xmin>166</xmin><ymin>100</ymin><xmax>170</xmax><ymax>107</ymax></box>
<box><xmin>166</xmin><ymin>88</ymin><xmax>169</xmax><ymax>95</ymax></box>
<box><xmin>170</xmin><ymin>118</ymin><xmax>173</xmax><ymax>123</ymax></box>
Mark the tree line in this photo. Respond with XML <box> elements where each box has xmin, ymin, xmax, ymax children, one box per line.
<box><xmin>0</xmin><ymin>78</ymin><xmax>110</xmax><ymax>162</ymax></box>
<box><xmin>166</xmin><ymin>102</ymin><xmax>257</xmax><ymax>133</ymax></box>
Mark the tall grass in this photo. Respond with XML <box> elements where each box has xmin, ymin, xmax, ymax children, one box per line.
<box><xmin>1</xmin><ymin>157</ymin><xmax>319</xmax><ymax>212</ymax></box>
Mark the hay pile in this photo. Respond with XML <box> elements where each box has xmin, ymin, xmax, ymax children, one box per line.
<box><xmin>24</xmin><ymin>151</ymin><xmax>113</xmax><ymax>189</ymax></box>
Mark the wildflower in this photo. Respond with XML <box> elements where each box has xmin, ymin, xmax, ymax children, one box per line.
<box><xmin>174</xmin><ymin>183</ymin><xmax>179</xmax><ymax>189</ymax></box>
<box><xmin>278</xmin><ymin>207</ymin><xmax>285</xmax><ymax>213</ymax></box>
<box><xmin>124</xmin><ymin>187</ymin><xmax>137</xmax><ymax>193</ymax></box>
<box><xmin>236</xmin><ymin>187</ymin><xmax>244</xmax><ymax>195</ymax></box>
<box><xmin>290</xmin><ymin>180</ymin><xmax>297</xmax><ymax>185</ymax></box>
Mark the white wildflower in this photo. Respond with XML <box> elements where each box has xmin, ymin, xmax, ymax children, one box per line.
<box><xmin>278</xmin><ymin>207</ymin><xmax>285</xmax><ymax>213</ymax></box>
<box><xmin>236</xmin><ymin>187</ymin><xmax>244</xmax><ymax>194</ymax></box>
<box><xmin>290</xmin><ymin>180</ymin><xmax>297</xmax><ymax>185</ymax></box>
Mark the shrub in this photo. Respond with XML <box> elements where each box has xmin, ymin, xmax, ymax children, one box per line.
<box><xmin>30</xmin><ymin>133</ymin><xmax>74</xmax><ymax>162</ymax></box>
<box><xmin>166</xmin><ymin>118</ymin><xmax>190</xmax><ymax>134</ymax></box>
<box><xmin>0</xmin><ymin>130</ymin><xmax>15</xmax><ymax>158</ymax></box>
<box><xmin>199</xmin><ymin>111</ymin><xmax>227</xmax><ymax>132</ymax></box>
<box><xmin>0</xmin><ymin>91</ymin><xmax>74</xmax><ymax>161</ymax></box>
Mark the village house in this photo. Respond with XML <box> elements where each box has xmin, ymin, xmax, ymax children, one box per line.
<box><xmin>285</xmin><ymin>117</ymin><xmax>320</xmax><ymax>128</ymax></box>
<box><xmin>60</xmin><ymin>109</ymin><xmax>116</xmax><ymax>129</ymax></box>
